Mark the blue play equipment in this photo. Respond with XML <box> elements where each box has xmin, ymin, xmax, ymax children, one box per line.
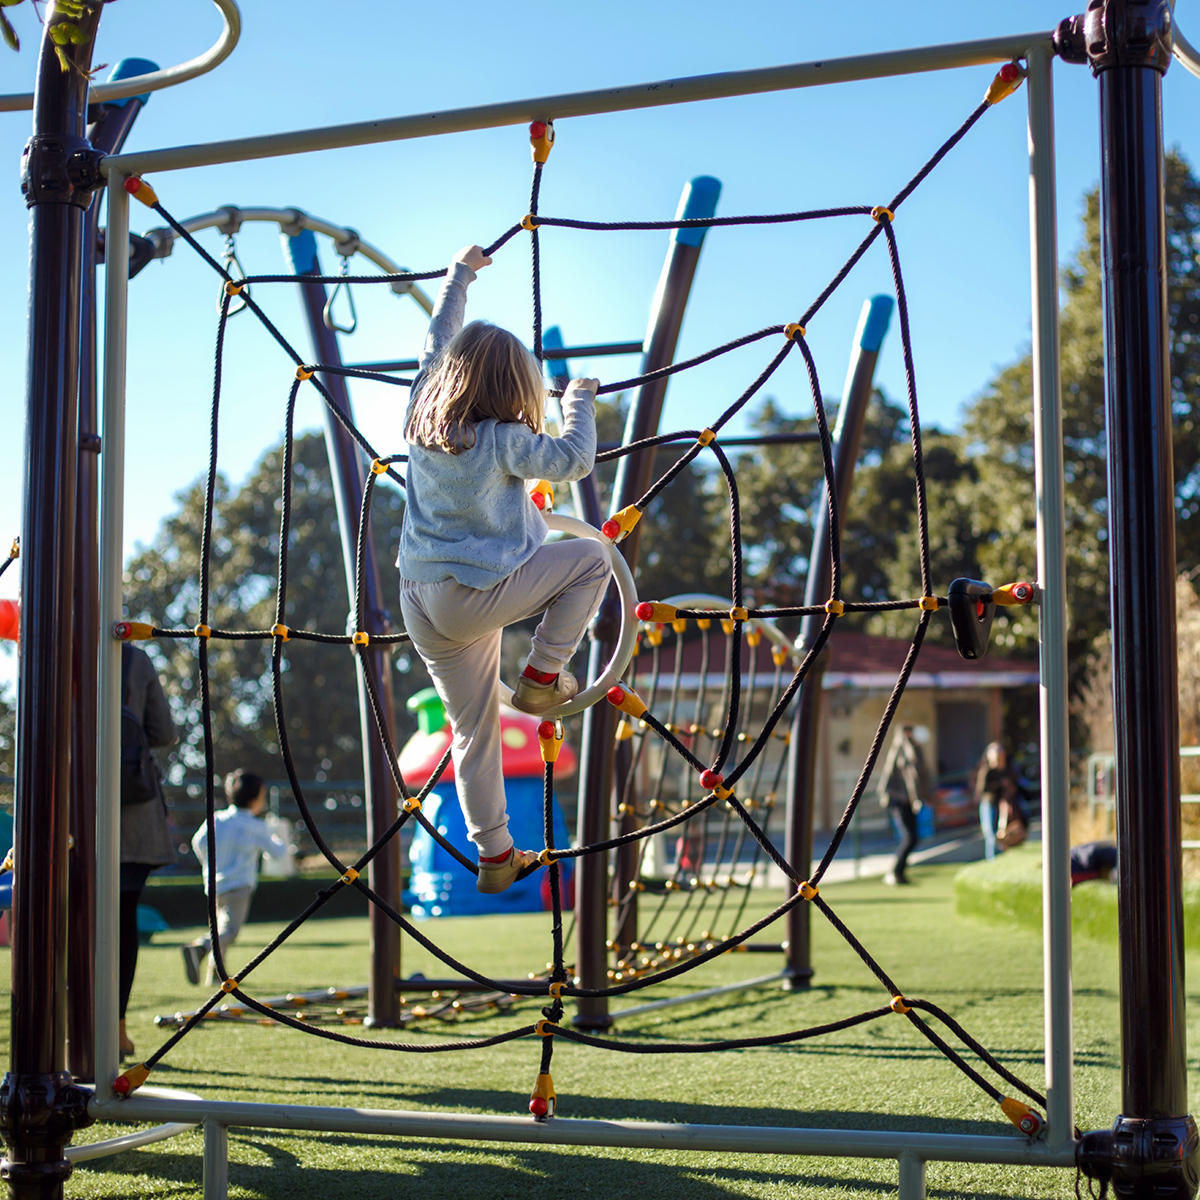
<box><xmin>401</xmin><ymin>689</ymin><xmax>575</xmax><ymax>918</ymax></box>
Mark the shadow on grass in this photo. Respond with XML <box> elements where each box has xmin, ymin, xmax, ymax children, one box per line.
<box><xmin>77</xmin><ymin>1129</ymin><xmax>1056</xmax><ymax>1200</ymax></box>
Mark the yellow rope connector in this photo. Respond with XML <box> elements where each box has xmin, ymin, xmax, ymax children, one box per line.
<box><xmin>601</xmin><ymin>503</ymin><xmax>643</xmax><ymax>544</ymax></box>
<box><xmin>112</xmin><ymin>1061</ymin><xmax>151</xmax><ymax>1096</ymax></box>
<box><xmin>123</xmin><ymin>176</ymin><xmax>158</xmax><ymax>207</ymax></box>
<box><xmin>985</xmin><ymin>61</ymin><xmax>1027</xmax><ymax>107</ymax></box>
<box><xmin>746</xmin><ymin>628</ymin><xmax>761</xmax><ymax>647</ymax></box>
<box><xmin>696</xmin><ymin>617</ymin><xmax>711</xmax><ymax>631</ymax></box>
<box><xmin>537</xmin><ymin>719</ymin><xmax>565</xmax><ymax>764</ymax></box>
<box><xmin>720</xmin><ymin>618</ymin><xmax>735</xmax><ymax>635</ymax></box>
<box><xmin>352</xmin><ymin>631</ymin><xmax>370</xmax><ymax>646</ymax></box>
<box><xmin>615</xmin><ymin>718</ymin><xmax>634</xmax><ymax>742</ymax></box>
<box><xmin>402</xmin><ymin>797</ymin><xmax>422</xmax><ymax>814</ymax></box>
<box><xmin>271</xmin><ymin>623</ymin><xmax>290</xmax><ymax>641</ymax></box>
<box><xmin>224</xmin><ymin>280</ymin><xmax>244</xmax><ymax>297</ymax></box>
<box><xmin>548</xmin><ymin>981</ymin><xmax>566</xmax><ymax>999</ymax></box>
<box><xmin>645</xmin><ymin>624</ymin><xmax>663</xmax><ymax>647</ymax></box>
<box><xmin>193</xmin><ymin>624</ymin><xmax>211</xmax><ymax>639</ymax></box>
<box><xmin>606</xmin><ymin>685</ymin><xmax>648</xmax><ymax>719</ymax></box>
<box><xmin>672</xmin><ymin>617</ymin><xmax>688</xmax><ymax>634</ymax></box>
<box><xmin>918</xmin><ymin>596</ymin><xmax>939</xmax><ymax>612</ymax></box>
<box><xmin>528</xmin><ymin>479</ymin><xmax>554</xmax><ymax>512</ymax></box>
<box><xmin>339</xmin><ymin>867</ymin><xmax>360</xmax><ymax>885</ymax></box>
<box><xmin>529</xmin><ymin>119</ymin><xmax>555</xmax><ymax>164</ymax></box>
<box><xmin>537</xmin><ymin>848</ymin><xmax>555</xmax><ymax>866</ymax></box>
<box><xmin>772</xmin><ymin>645</ymin><xmax>789</xmax><ymax>667</ymax></box>
<box><xmin>798</xmin><ymin>881</ymin><xmax>819</xmax><ymax>901</ymax></box>
<box><xmin>295</xmin><ymin>365</ymin><xmax>314</xmax><ymax>381</ymax></box>
<box><xmin>999</xmin><ymin>1096</ymin><xmax>1045</xmax><ymax>1138</ymax></box>
<box><xmin>712</xmin><ymin>784</ymin><xmax>733</xmax><ymax>801</ymax></box>
<box><xmin>534</xmin><ymin>1019</ymin><xmax>554</xmax><ymax>1038</ymax></box>
<box><xmin>784</xmin><ymin>323</ymin><xmax>806</xmax><ymax>340</ymax></box>
<box><xmin>529</xmin><ymin>1069</ymin><xmax>556</xmax><ymax>1118</ymax></box>
<box><xmin>8</xmin><ymin>538</ymin><xmax>18</xmax><ymax>559</ymax></box>
<box><xmin>221</xmin><ymin>978</ymin><xmax>238</xmax><ymax>993</ymax></box>
<box><xmin>371</xmin><ymin>458</ymin><xmax>389</xmax><ymax>475</ymax></box>
<box><xmin>697</xmin><ymin>428</ymin><xmax>716</xmax><ymax>446</ymax></box>
<box><xmin>113</xmin><ymin>621</ymin><xmax>154</xmax><ymax>641</ymax></box>
<box><xmin>0</xmin><ymin>849</ymin><xmax>13</xmax><ymax>874</ymax></box>
<box><xmin>825</xmin><ymin>599</ymin><xmax>845</xmax><ymax>616</ymax></box>
<box><xmin>521</xmin><ymin>213</ymin><xmax>540</xmax><ymax>231</ymax></box>
<box><xmin>993</xmin><ymin>580</ymin><xmax>1035</xmax><ymax>606</ymax></box>
<box><xmin>890</xmin><ymin>995</ymin><xmax>910</xmax><ymax>1014</ymax></box>
<box><xmin>635</xmin><ymin>601</ymin><xmax>678</xmax><ymax>624</ymax></box>
<box><xmin>730</xmin><ymin>607</ymin><xmax>748</xmax><ymax>622</ymax></box>
<box><xmin>871</xmin><ymin>206</ymin><xmax>894</xmax><ymax>224</ymax></box>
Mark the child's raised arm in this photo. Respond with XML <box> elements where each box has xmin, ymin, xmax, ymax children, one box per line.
<box><xmin>417</xmin><ymin>244</ymin><xmax>493</xmax><ymax>371</ymax></box>
<box><xmin>494</xmin><ymin>377</ymin><xmax>599</xmax><ymax>484</ymax></box>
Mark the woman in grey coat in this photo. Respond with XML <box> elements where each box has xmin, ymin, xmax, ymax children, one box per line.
<box><xmin>119</xmin><ymin>643</ymin><xmax>177</xmax><ymax>1058</ymax></box>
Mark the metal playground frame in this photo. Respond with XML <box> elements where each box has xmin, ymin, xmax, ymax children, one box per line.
<box><xmin>7</xmin><ymin>3</ymin><xmax>1200</xmax><ymax>1197</ymax></box>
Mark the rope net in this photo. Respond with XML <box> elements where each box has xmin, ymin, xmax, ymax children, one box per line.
<box><xmin>111</xmin><ymin>62</ymin><xmax>1052</xmax><ymax>1140</ymax></box>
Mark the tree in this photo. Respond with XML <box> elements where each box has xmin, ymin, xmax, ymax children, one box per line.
<box><xmin>122</xmin><ymin>432</ymin><xmax>430</xmax><ymax>785</ymax></box>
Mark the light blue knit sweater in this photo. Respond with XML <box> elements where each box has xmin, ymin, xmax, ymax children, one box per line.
<box><xmin>397</xmin><ymin>262</ymin><xmax>597</xmax><ymax>590</ymax></box>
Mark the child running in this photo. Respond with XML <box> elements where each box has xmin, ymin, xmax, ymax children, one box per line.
<box><xmin>398</xmin><ymin>244</ymin><xmax>608</xmax><ymax>894</ymax></box>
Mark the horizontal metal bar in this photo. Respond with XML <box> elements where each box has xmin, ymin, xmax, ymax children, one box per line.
<box><xmin>67</xmin><ymin>1086</ymin><xmax>199</xmax><ymax>1162</ymax></box>
<box><xmin>93</xmin><ymin>1095</ymin><xmax>1076</xmax><ymax>1166</ymax></box>
<box><xmin>611</xmin><ymin>971</ymin><xmax>785</xmax><ymax>1020</ymax></box>
<box><xmin>542</xmin><ymin>342</ymin><xmax>645</xmax><ymax>360</ymax></box>
<box><xmin>103</xmin><ymin>32</ymin><xmax>1053</xmax><ymax>177</ymax></box>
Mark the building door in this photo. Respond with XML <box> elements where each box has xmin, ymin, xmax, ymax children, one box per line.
<box><xmin>936</xmin><ymin>701</ymin><xmax>989</xmax><ymax>785</ymax></box>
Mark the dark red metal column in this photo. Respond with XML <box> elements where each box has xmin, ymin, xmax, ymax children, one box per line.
<box><xmin>1</xmin><ymin>7</ymin><xmax>106</xmax><ymax>1196</ymax></box>
<box><xmin>1061</xmin><ymin>2</ymin><xmax>1199</xmax><ymax>1194</ymax></box>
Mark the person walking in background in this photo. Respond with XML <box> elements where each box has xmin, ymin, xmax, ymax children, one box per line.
<box><xmin>119</xmin><ymin>642</ymin><xmax>178</xmax><ymax>1060</ymax></box>
<box><xmin>974</xmin><ymin>741</ymin><xmax>1017</xmax><ymax>860</ymax></box>
<box><xmin>184</xmin><ymin>769</ymin><xmax>288</xmax><ymax>986</ymax></box>
<box><xmin>877</xmin><ymin>724</ymin><xmax>929</xmax><ymax>886</ymax></box>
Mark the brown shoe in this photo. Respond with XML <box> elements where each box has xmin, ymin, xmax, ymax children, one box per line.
<box><xmin>512</xmin><ymin>669</ymin><xmax>578</xmax><ymax>715</ymax></box>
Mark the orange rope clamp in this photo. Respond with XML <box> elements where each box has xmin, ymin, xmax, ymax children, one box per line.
<box><xmin>529</xmin><ymin>1070</ymin><xmax>556</xmax><ymax>1118</ymax></box>
<box><xmin>548</xmin><ymin>981</ymin><xmax>566</xmax><ymax>999</ymax></box>
<box><xmin>521</xmin><ymin>213</ymin><xmax>540</xmax><ymax>231</ymax></box>
<box><xmin>871</xmin><ymin>206</ymin><xmax>894</xmax><ymax>224</ymax></box>
<box><xmin>606</xmin><ymin>685</ymin><xmax>648</xmax><ymax>719</ymax></box>
<box><xmin>615</xmin><ymin>718</ymin><xmax>634</xmax><ymax>741</ymax></box>
<box><xmin>123</xmin><ymin>176</ymin><xmax>158</xmax><ymax>207</ymax></box>
<box><xmin>890</xmin><ymin>995</ymin><xmax>910</xmax><ymax>1014</ymax></box>
<box><xmin>371</xmin><ymin>458</ymin><xmax>389</xmax><ymax>475</ymax></box>
<box><xmin>918</xmin><ymin>596</ymin><xmax>939</xmax><ymax>612</ymax></box>
<box><xmin>224</xmin><ymin>280</ymin><xmax>244</xmax><ymax>297</ymax></box>
<box><xmin>352</xmin><ymin>631</ymin><xmax>370</xmax><ymax>646</ymax></box>
<box><xmin>529</xmin><ymin>118</ymin><xmax>555</xmax><ymax>164</ymax></box>
<box><xmin>193</xmin><ymin>624</ymin><xmax>211</xmax><ymax>639</ymax></box>
<box><xmin>772</xmin><ymin>645</ymin><xmax>789</xmax><ymax>666</ymax></box>
<box><xmin>999</xmin><ymin>1096</ymin><xmax>1045</xmax><ymax>1137</ymax></box>
<box><xmin>221</xmin><ymin>978</ymin><xmax>238</xmax><ymax>993</ymax></box>
<box><xmin>601</xmin><ymin>503</ymin><xmax>642</xmax><ymax>543</ymax></box>
<box><xmin>636</xmin><ymin>601</ymin><xmax>678</xmax><ymax>623</ymax></box>
<box><xmin>114</xmin><ymin>621</ymin><xmax>153</xmax><ymax>641</ymax></box>
<box><xmin>340</xmin><ymin>867</ymin><xmax>360</xmax><ymax>885</ymax></box>
<box><xmin>537</xmin><ymin>848</ymin><xmax>555</xmax><ymax>866</ymax></box>
<box><xmin>697</xmin><ymin>428</ymin><xmax>716</xmax><ymax>446</ymax></box>
<box><xmin>825</xmin><ymin>599</ymin><xmax>845</xmax><ymax>616</ymax></box>
<box><xmin>993</xmin><ymin>580</ymin><xmax>1035</xmax><ymax>606</ymax></box>
<box><xmin>784</xmin><ymin>323</ymin><xmax>807</xmax><ymax>340</ymax></box>
<box><xmin>7</xmin><ymin>538</ymin><xmax>17</xmax><ymax>559</ymax></box>
<box><xmin>295</xmin><ymin>365</ymin><xmax>314</xmax><ymax>381</ymax></box>
<box><xmin>112</xmin><ymin>1062</ymin><xmax>150</xmax><ymax>1096</ymax></box>
<box><xmin>798</xmin><ymin>881</ymin><xmax>819</xmax><ymax>901</ymax></box>
<box><xmin>402</xmin><ymin>797</ymin><xmax>421</xmax><ymax>814</ymax></box>
<box><xmin>538</xmin><ymin>719</ymin><xmax>565</xmax><ymax>764</ymax></box>
<box><xmin>729</xmin><ymin>607</ymin><xmax>748</xmax><ymax>621</ymax></box>
<box><xmin>271</xmin><ymin>623</ymin><xmax>290</xmax><ymax>641</ymax></box>
<box><xmin>986</xmin><ymin>61</ymin><xmax>1027</xmax><ymax>106</ymax></box>
<box><xmin>746</xmin><ymin>628</ymin><xmax>761</xmax><ymax>647</ymax></box>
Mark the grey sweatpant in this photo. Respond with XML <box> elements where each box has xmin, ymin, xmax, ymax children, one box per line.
<box><xmin>400</xmin><ymin>538</ymin><xmax>610</xmax><ymax>857</ymax></box>
<box><xmin>195</xmin><ymin>884</ymin><xmax>255</xmax><ymax>985</ymax></box>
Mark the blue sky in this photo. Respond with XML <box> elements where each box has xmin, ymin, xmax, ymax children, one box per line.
<box><xmin>3</xmin><ymin>1</ymin><xmax>1200</xmax><ymax>689</ymax></box>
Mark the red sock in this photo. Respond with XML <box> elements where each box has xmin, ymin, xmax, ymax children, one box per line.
<box><xmin>479</xmin><ymin>849</ymin><xmax>512</xmax><ymax>863</ymax></box>
<box><xmin>522</xmin><ymin>664</ymin><xmax>558</xmax><ymax>685</ymax></box>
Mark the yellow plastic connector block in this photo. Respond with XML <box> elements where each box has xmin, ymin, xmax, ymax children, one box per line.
<box><xmin>401</xmin><ymin>797</ymin><xmax>422</xmax><ymax>814</ymax></box>
<box><xmin>615</xmin><ymin>718</ymin><xmax>635</xmax><ymax>742</ymax></box>
<box><xmin>645</xmin><ymin>624</ymin><xmax>663</xmax><ymax>647</ymax></box>
<box><xmin>746</xmin><ymin>628</ymin><xmax>761</xmax><ymax>647</ymax></box>
<box><xmin>798</xmin><ymin>881</ymin><xmax>819</xmax><ymax>901</ymax></box>
<box><xmin>985</xmin><ymin>62</ymin><xmax>1027</xmax><ymax>107</ymax></box>
<box><xmin>825</xmin><ymin>599</ymin><xmax>845</xmax><ymax>617</ymax></box>
<box><xmin>548</xmin><ymin>981</ymin><xmax>566</xmax><ymax>999</ymax></box>
<box><xmin>6</xmin><ymin>538</ymin><xmax>17</xmax><ymax>560</ymax></box>
<box><xmin>871</xmin><ymin>206</ymin><xmax>894</xmax><ymax>224</ymax></box>
<box><xmin>697</xmin><ymin>428</ymin><xmax>716</xmax><ymax>446</ymax></box>
<box><xmin>636</xmin><ymin>602</ymin><xmax>678</xmax><ymax>624</ymax></box>
<box><xmin>601</xmin><ymin>503</ymin><xmax>643</xmax><ymax>544</ymax></box>
<box><xmin>890</xmin><ymin>994</ymin><xmax>910</xmax><ymax>1013</ymax></box>
<box><xmin>918</xmin><ymin>596</ymin><xmax>939</xmax><ymax>612</ymax></box>
<box><xmin>352</xmin><ymin>631</ymin><xmax>370</xmax><ymax>646</ymax></box>
<box><xmin>712</xmin><ymin>784</ymin><xmax>733</xmax><ymax>801</ymax></box>
<box><xmin>521</xmin><ymin>213</ymin><xmax>540</xmax><ymax>231</ymax></box>
<box><xmin>295</xmin><ymin>365</ymin><xmax>314</xmax><ymax>381</ymax></box>
<box><xmin>112</xmin><ymin>1061</ymin><xmax>150</xmax><ymax>1096</ymax></box>
<box><xmin>993</xmin><ymin>580</ymin><xmax>1035</xmax><ymax>606</ymax></box>
<box><xmin>606</xmin><ymin>685</ymin><xmax>648</xmax><ymax>719</ymax></box>
<box><xmin>221</xmin><ymin>978</ymin><xmax>238</xmax><ymax>993</ymax></box>
<box><xmin>1000</xmin><ymin>1096</ymin><xmax>1045</xmax><ymax>1138</ymax></box>
<box><xmin>729</xmin><ymin>607</ymin><xmax>748</xmax><ymax>622</ymax></box>
<box><xmin>193</xmin><ymin>624</ymin><xmax>211</xmax><ymax>639</ymax></box>
<box><xmin>1</xmin><ymin>848</ymin><xmax>13</xmax><ymax>874</ymax></box>
<box><xmin>672</xmin><ymin>617</ymin><xmax>687</xmax><ymax>634</ymax></box>
<box><xmin>122</xmin><ymin>176</ymin><xmax>158</xmax><ymax>207</ymax></box>
<box><xmin>371</xmin><ymin>458</ymin><xmax>389</xmax><ymax>475</ymax></box>
<box><xmin>537</xmin><ymin>848</ymin><xmax>555</xmax><ymax>866</ymax></box>
<box><xmin>271</xmin><ymin>623</ymin><xmax>290</xmax><ymax>641</ymax></box>
<box><xmin>772</xmin><ymin>645</ymin><xmax>789</xmax><ymax>666</ymax></box>
<box><xmin>224</xmin><ymin>280</ymin><xmax>244</xmax><ymax>297</ymax></box>
<box><xmin>783</xmin><ymin>323</ymin><xmax>807</xmax><ymax>340</ymax></box>
<box><xmin>529</xmin><ymin>479</ymin><xmax>554</xmax><ymax>512</ymax></box>
<box><xmin>113</xmin><ymin>621</ymin><xmax>154</xmax><ymax>641</ymax></box>
<box><xmin>529</xmin><ymin>119</ymin><xmax>555</xmax><ymax>164</ymax></box>
<box><xmin>339</xmin><ymin>867</ymin><xmax>360</xmax><ymax>885</ymax></box>
<box><xmin>537</xmin><ymin>719</ymin><xmax>565</xmax><ymax>764</ymax></box>
<box><xmin>529</xmin><ymin>1069</ymin><xmax>556</xmax><ymax>1118</ymax></box>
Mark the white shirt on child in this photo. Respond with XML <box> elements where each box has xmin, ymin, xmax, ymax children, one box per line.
<box><xmin>191</xmin><ymin>805</ymin><xmax>288</xmax><ymax>895</ymax></box>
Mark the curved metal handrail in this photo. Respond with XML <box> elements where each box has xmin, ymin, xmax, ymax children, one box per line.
<box><xmin>69</xmin><ymin>1085</ymin><xmax>200</xmax><ymax>1162</ymax></box>
<box><xmin>139</xmin><ymin>205</ymin><xmax>433</xmax><ymax>312</ymax></box>
<box><xmin>0</xmin><ymin>0</ymin><xmax>241</xmax><ymax>113</ymax></box>
<box><xmin>1174</xmin><ymin>5</ymin><xmax>1200</xmax><ymax>80</ymax></box>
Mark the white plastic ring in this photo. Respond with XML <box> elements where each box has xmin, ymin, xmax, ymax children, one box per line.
<box><xmin>498</xmin><ymin>513</ymin><xmax>639</xmax><ymax>719</ymax></box>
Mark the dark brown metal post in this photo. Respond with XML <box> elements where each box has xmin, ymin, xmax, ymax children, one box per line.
<box><xmin>1</xmin><ymin>6</ymin><xmax>107</xmax><ymax>1195</ymax></box>
<box><xmin>784</xmin><ymin>295</ymin><xmax>892</xmax><ymax>989</ymax></box>
<box><xmin>573</xmin><ymin>177</ymin><xmax>720</xmax><ymax>1028</ymax></box>
<box><xmin>282</xmin><ymin>230</ymin><xmax>401</xmax><ymax>1027</ymax></box>
<box><xmin>1062</xmin><ymin>3</ymin><xmax>1199</xmax><ymax>1195</ymax></box>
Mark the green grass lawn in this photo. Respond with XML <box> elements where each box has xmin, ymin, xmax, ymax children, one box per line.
<box><xmin>0</xmin><ymin>863</ymin><xmax>1165</xmax><ymax>1198</ymax></box>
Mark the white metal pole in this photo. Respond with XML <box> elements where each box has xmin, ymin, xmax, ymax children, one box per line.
<box><xmin>95</xmin><ymin>172</ymin><xmax>130</xmax><ymax>1101</ymax></box>
<box><xmin>1026</xmin><ymin>42</ymin><xmax>1074</xmax><ymax>1148</ymax></box>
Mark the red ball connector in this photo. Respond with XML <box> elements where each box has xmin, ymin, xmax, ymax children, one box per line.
<box><xmin>999</xmin><ymin>62</ymin><xmax>1021</xmax><ymax>82</ymax></box>
<box><xmin>529</xmin><ymin>1096</ymin><xmax>549</xmax><ymax>1117</ymax></box>
<box><xmin>601</xmin><ymin>518</ymin><xmax>620</xmax><ymax>540</ymax></box>
<box><xmin>530</xmin><ymin>121</ymin><xmax>547</xmax><ymax>139</ymax></box>
<box><xmin>699</xmin><ymin>769</ymin><xmax>723</xmax><ymax>791</ymax></box>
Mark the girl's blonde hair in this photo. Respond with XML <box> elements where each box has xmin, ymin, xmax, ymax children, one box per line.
<box><xmin>405</xmin><ymin>320</ymin><xmax>545</xmax><ymax>454</ymax></box>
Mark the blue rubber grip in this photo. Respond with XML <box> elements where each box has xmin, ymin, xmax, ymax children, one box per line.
<box><xmin>856</xmin><ymin>294</ymin><xmax>894</xmax><ymax>352</ymax></box>
<box><xmin>281</xmin><ymin>229</ymin><xmax>319</xmax><ymax>275</ymax></box>
<box><xmin>673</xmin><ymin>176</ymin><xmax>722</xmax><ymax>247</ymax></box>
<box><xmin>104</xmin><ymin>58</ymin><xmax>160</xmax><ymax>107</ymax></box>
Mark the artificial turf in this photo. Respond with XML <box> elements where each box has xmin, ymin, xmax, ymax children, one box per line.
<box><xmin>0</xmin><ymin>863</ymin><xmax>1167</xmax><ymax>1198</ymax></box>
